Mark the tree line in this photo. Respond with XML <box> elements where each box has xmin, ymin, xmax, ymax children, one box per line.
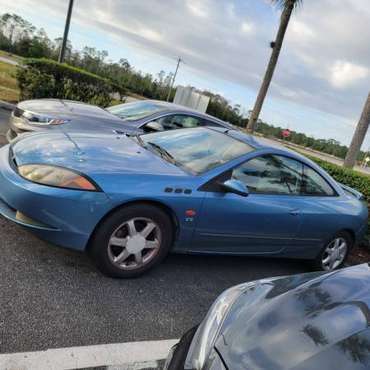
<box><xmin>0</xmin><ymin>12</ymin><xmax>367</xmax><ymax>161</ymax></box>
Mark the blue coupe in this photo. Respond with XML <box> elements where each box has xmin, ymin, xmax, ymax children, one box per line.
<box><xmin>0</xmin><ymin>127</ymin><xmax>367</xmax><ymax>277</ymax></box>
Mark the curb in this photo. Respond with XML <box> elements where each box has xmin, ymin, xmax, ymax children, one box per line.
<box><xmin>0</xmin><ymin>100</ymin><xmax>16</xmax><ymax>111</ymax></box>
<box><xmin>83</xmin><ymin>360</ymin><xmax>165</xmax><ymax>369</ymax></box>
<box><xmin>0</xmin><ymin>339</ymin><xmax>177</xmax><ymax>370</ymax></box>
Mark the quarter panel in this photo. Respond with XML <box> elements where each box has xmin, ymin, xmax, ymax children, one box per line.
<box><xmin>297</xmin><ymin>195</ymin><xmax>368</xmax><ymax>245</ymax></box>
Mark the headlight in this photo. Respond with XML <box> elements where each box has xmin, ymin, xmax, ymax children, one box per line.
<box><xmin>22</xmin><ymin>111</ymin><xmax>70</xmax><ymax>125</ymax></box>
<box><xmin>185</xmin><ymin>283</ymin><xmax>253</xmax><ymax>370</ymax></box>
<box><xmin>18</xmin><ymin>164</ymin><xmax>99</xmax><ymax>191</ymax></box>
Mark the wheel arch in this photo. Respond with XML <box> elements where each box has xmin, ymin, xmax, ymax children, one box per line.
<box><xmin>320</xmin><ymin>228</ymin><xmax>356</xmax><ymax>256</ymax></box>
<box><xmin>86</xmin><ymin>199</ymin><xmax>180</xmax><ymax>251</ymax></box>
<box><xmin>340</xmin><ymin>228</ymin><xmax>356</xmax><ymax>245</ymax></box>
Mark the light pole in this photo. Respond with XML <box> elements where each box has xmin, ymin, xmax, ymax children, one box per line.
<box><xmin>166</xmin><ymin>57</ymin><xmax>183</xmax><ymax>102</ymax></box>
<box><xmin>58</xmin><ymin>0</ymin><xmax>74</xmax><ymax>63</ymax></box>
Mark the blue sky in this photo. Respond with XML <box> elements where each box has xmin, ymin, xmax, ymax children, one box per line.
<box><xmin>1</xmin><ymin>0</ymin><xmax>369</xmax><ymax>149</ymax></box>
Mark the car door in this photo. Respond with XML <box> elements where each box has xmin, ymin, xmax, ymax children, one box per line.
<box><xmin>193</xmin><ymin>154</ymin><xmax>306</xmax><ymax>254</ymax></box>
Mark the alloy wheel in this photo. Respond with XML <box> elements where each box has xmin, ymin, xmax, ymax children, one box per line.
<box><xmin>321</xmin><ymin>237</ymin><xmax>348</xmax><ymax>271</ymax></box>
<box><xmin>107</xmin><ymin>217</ymin><xmax>162</xmax><ymax>270</ymax></box>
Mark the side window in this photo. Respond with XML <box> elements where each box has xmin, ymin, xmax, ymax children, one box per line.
<box><xmin>232</xmin><ymin>155</ymin><xmax>303</xmax><ymax>195</ymax></box>
<box><xmin>302</xmin><ymin>166</ymin><xmax>335</xmax><ymax>196</ymax></box>
<box><xmin>143</xmin><ymin>114</ymin><xmax>202</xmax><ymax>132</ymax></box>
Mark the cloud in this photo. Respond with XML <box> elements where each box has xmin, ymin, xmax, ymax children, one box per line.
<box><xmin>329</xmin><ymin>61</ymin><xmax>369</xmax><ymax>89</ymax></box>
<box><xmin>275</xmin><ymin>0</ymin><xmax>370</xmax><ymax>118</ymax></box>
<box><xmin>185</xmin><ymin>0</ymin><xmax>209</xmax><ymax>18</ymax></box>
<box><xmin>137</xmin><ymin>27</ymin><xmax>163</xmax><ymax>43</ymax></box>
<box><xmin>289</xmin><ymin>20</ymin><xmax>315</xmax><ymax>40</ymax></box>
<box><xmin>0</xmin><ymin>0</ymin><xmax>369</xmax><ymax>144</ymax></box>
<box><xmin>241</xmin><ymin>21</ymin><xmax>255</xmax><ymax>34</ymax></box>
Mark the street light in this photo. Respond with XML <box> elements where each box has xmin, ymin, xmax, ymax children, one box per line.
<box><xmin>58</xmin><ymin>0</ymin><xmax>74</xmax><ymax>63</ymax></box>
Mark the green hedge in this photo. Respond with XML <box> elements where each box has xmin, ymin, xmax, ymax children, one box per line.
<box><xmin>16</xmin><ymin>58</ymin><xmax>125</xmax><ymax>107</ymax></box>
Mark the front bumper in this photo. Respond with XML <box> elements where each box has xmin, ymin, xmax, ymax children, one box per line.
<box><xmin>164</xmin><ymin>326</ymin><xmax>198</xmax><ymax>370</ymax></box>
<box><xmin>0</xmin><ymin>145</ymin><xmax>112</xmax><ymax>250</ymax></box>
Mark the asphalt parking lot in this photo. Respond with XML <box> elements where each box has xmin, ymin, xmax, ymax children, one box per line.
<box><xmin>0</xmin><ymin>107</ymin><xmax>305</xmax><ymax>354</ymax></box>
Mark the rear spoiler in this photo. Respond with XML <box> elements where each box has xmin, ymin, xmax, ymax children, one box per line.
<box><xmin>339</xmin><ymin>183</ymin><xmax>365</xmax><ymax>200</ymax></box>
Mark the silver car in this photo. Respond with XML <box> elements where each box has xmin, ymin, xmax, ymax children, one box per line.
<box><xmin>7</xmin><ymin>99</ymin><xmax>233</xmax><ymax>141</ymax></box>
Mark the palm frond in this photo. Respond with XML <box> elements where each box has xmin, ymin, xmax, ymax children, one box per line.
<box><xmin>271</xmin><ymin>0</ymin><xmax>303</xmax><ymax>11</ymax></box>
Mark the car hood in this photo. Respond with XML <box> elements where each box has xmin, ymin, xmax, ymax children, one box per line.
<box><xmin>216</xmin><ymin>264</ymin><xmax>370</xmax><ymax>370</ymax></box>
<box><xmin>18</xmin><ymin>99</ymin><xmax>120</xmax><ymax>120</ymax></box>
<box><xmin>17</xmin><ymin>99</ymin><xmax>141</xmax><ymax>134</ymax></box>
<box><xmin>11</xmin><ymin>131</ymin><xmax>186</xmax><ymax>178</ymax></box>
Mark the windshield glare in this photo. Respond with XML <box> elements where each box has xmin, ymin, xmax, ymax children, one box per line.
<box><xmin>107</xmin><ymin>101</ymin><xmax>165</xmax><ymax>121</ymax></box>
<box><xmin>141</xmin><ymin>128</ymin><xmax>254</xmax><ymax>174</ymax></box>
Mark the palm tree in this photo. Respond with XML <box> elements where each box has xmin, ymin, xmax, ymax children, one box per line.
<box><xmin>344</xmin><ymin>93</ymin><xmax>370</xmax><ymax>168</ymax></box>
<box><xmin>247</xmin><ymin>0</ymin><xmax>302</xmax><ymax>132</ymax></box>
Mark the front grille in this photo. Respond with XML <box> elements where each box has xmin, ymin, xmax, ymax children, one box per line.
<box><xmin>13</xmin><ymin>107</ymin><xmax>24</xmax><ymax>118</ymax></box>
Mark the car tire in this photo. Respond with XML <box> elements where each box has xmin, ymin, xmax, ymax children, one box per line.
<box><xmin>312</xmin><ymin>231</ymin><xmax>353</xmax><ymax>271</ymax></box>
<box><xmin>89</xmin><ymin>204</ymin><xmax>174</xmax><ymax>278</ymax></box>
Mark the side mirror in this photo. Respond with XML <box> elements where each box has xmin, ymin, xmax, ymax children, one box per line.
<box><xmin>144</xmin><ymin>121</ymin><xmax>164</xmax><ymax>132</ymax></box>
<box><xmin>220</xmin><ymin>179</ymin><xmax>249</xmax><ymax>197</ymax></box>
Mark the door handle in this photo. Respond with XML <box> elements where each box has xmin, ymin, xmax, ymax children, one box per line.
<box><xmin>289</xmin><ymin>209</ymin><xmax>300</xmax><ymax>216</ymax></box>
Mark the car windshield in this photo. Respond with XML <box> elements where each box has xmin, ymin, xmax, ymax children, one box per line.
<box><xmin>140</xmin><ymin>128</ymin><xmax>254</xmax><ymax>174</ymax></box>
<box><xmin>107</xmin><ymin>101</ymin><xmax>165</xmax><ymax>121</ymax></box>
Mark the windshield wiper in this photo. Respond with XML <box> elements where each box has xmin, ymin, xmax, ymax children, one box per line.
<box><xmin>134</xmin><ymin>134</ymin><xmax>145</xmax><ymax>147</ymax></box>
<box><xmin>127</xmin><ymin>133</ymin><xmax>146</xmax><ymax>148</ymax></box>
<box><xmin>146</xmin><ymin>142</ymin><xmax>177</xmax><ymax>164</ymax></box>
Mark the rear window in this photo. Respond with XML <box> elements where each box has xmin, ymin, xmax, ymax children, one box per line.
<box><xmin>302</xmin><ymin>165</ymin><xmax>336</xmax><ymax>196</ymax></box>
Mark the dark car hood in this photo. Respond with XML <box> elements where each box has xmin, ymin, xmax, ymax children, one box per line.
<box><xmin>216</xmin><ymin>264</ymin><xmax>370</xmax><ymax>370</ymax></box>
<box><xmin>17</xmin><ymin>99</ymin><xmax>141</xmax><ymax>134</ymax></box>
<box><xmin>18</xmin><ymin>99</ymin><xmax>120</xmax><ymax>120</ymax></box>
<box><xmin>11</xmin><ymin>131</ymin><xmax>186</xmax><ymax>178</ymax></box>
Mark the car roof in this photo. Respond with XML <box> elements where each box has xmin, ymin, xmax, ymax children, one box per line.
<box><xmin>139</xmin><ymin>99</ymin><xmax>234</xmax><ymax>127</ymax></box>
<box><xmin>208</xmin><ymin>126</ymin><xmax>341</xmax><ymax>186</ymax></box>
<box><xmin>206</xmin><ymin>126</ymin><xmax>320</xmax><ymax>165</ymax></box>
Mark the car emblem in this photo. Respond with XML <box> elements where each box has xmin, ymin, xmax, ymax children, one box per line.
<box><xmin>185</xmin><ymin>209</ymin><xmax>196</xmax><ymax>222</ymax></box>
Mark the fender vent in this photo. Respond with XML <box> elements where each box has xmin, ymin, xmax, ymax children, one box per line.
<box><xmin>164</xmin><ymin>187</ymin><xmax>192</xmax><ymax>195</ymax></box>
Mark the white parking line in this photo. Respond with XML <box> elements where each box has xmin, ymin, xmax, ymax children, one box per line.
<box><xmin>0</xmin><ymin>339</ymin><xmax>178</xmax><ymax>370</ymax></box>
